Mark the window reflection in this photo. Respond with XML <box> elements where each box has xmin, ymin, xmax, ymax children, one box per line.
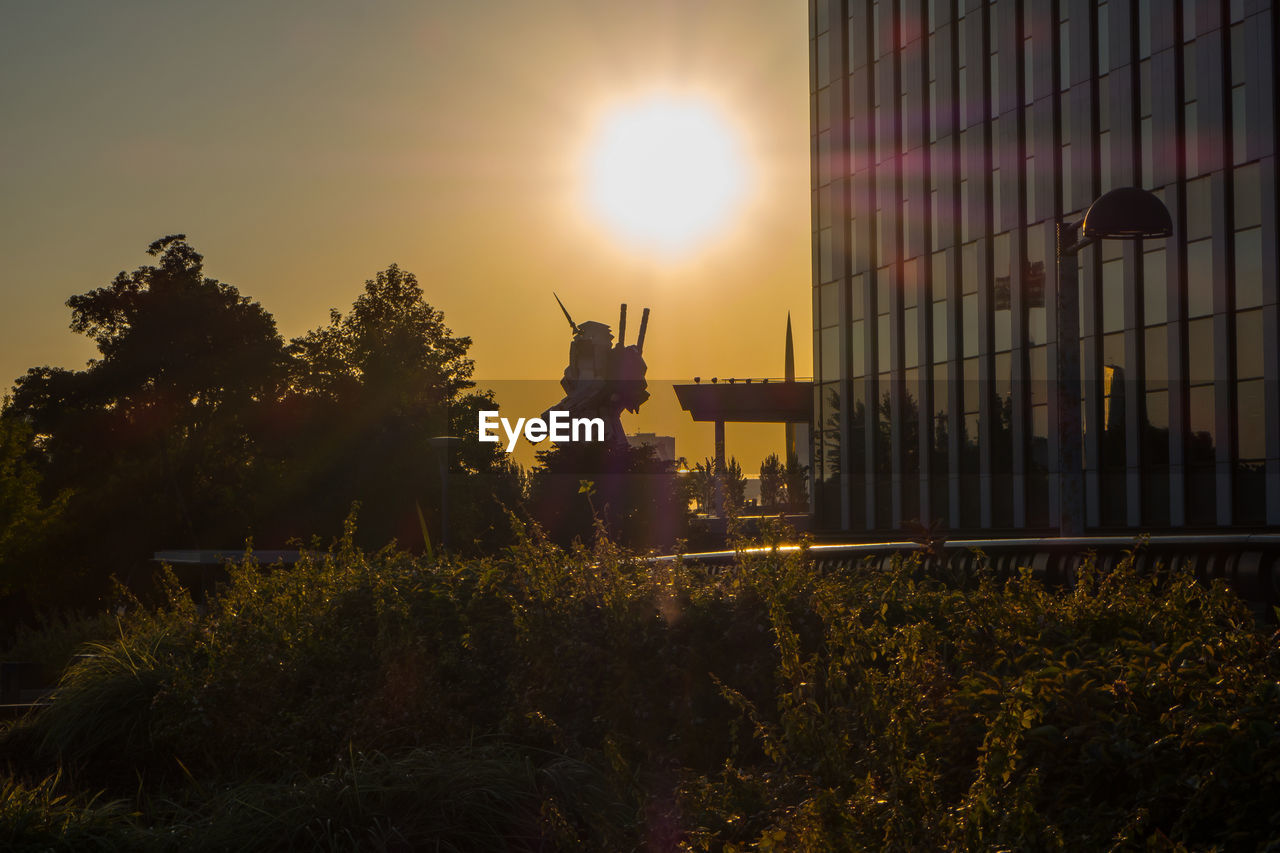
<box><xmin>1189</xmin><ymin>389</ymin><xmax>1217</xmax><ymax>448</ymax></box>
<box><xmin>1234</xmin><ymin>228</ymin><xmax>1263</xmax><ymax>308</ymax></box>
<box><xmin>821</xmin><ymin>327</ymin><xmax>840</xmax><ymax>382</ymax></box>
<box><xmin>933</xmin><ymin>301</ymin><xmax>948</xmax><ymax>362</ymax></box>
<box><xmin>1238</xmin><ymin>378</ymin><xmax>1266</xmax><ymax>458</ymax></box>
<box><xmin>962</xmin><ymin>293</ymin><xmax>978</xmax><ymax>357</ymax></box>
<box><xmin>1144</xmin><ymin>325</ymin><xmax>1168</xmax><ymax>390</ymax></box>
<box><xmin>878</xmin><ymin>314</ymin><xmax>891</xmax><ymax>371</ymax></box>
<box><xmin>1187</xmin><ymin>318</ymin><xmax>1214</xmax><ymax>385</ymax></box>
<box><xmin>1234</xmin><ymin>164</ymin><xmax>1261</xmax><ymax>226</ymax></box>
<box><xmin>1143</xmin><ymin>389</ymin><xmax>1170</xmax><ymax>526</ymax></box>
<box><xmin>852</xmin><ymin>320</ymin><xmax>867</xmax><ymax>377</ymax></box>
<box><xmin>1187</xmin><ymin>385</ymin><xmax>1217</xmax><ymax>525</ymax></box>
<box><xmin>1144</xmin><ymin>248</ymin><xmax>1167</xmax><ymax>325</ymax></box>
<box><xmin>1185</xmin><ymin>178</ymin><xmax>1212</xmax><ymax>240</ymax></box>
<box><xmin>820</xmin><ymin>283</ymin><xmax>838</xmax><ymax>326</ymax></box>
<box><xmin>1237</xmin><ymin>309</ymin><xmax>1263</xmax><ymax>379</ymax></box>
<box><xmin>1102</xmin><ymin>259</ymin><xmax>1125</xmax><ymax>333</ymax></box>
<box><xmin>1186</xmin><ymin>239</ymin><xmax>1214</xmax><ymax>318</ymax></box>
<box><xmin>904</xmin><ymin>306</ymin><xmax>919</xmax><ymax>368</ymax></box>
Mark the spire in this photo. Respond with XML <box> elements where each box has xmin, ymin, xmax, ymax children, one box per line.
<box><xmin>784</xmin><ymin>312</ymin><xmax>796</xmax><ymax>460</ymax></box>
<box><xmin>784</xmin><ymin>312</ymin><xmax>795</xmax><ymax>383</ymax></box>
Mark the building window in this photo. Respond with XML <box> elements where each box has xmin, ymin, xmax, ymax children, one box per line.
<box><xmin>1235</xmin><ymin>228</ymin><xmax>1263</xmax><ymax>309</ymax></box>
<box><xmin>1186</xmin><ymin>238</ymin><xmax>1213</xmax><ymax>319</ymax></box>
<box><xmin>1102</xmin><ymin>258</ymin><xmax>1125</xmax><ymax>334</ymax></box>
<box><xmin>1143</xmin><ymin>247</ymin><xmax>1167</xmax><ymax>326</ymax></box>
<box><xmin>1186</xmin><ymin>314</ymin><xmax>1217</xmax><ymax>522</ymax></box>
<box><xmin>1144</xmin><ymin>325</ymin><xmax>1168</xmax><ymax>391</ymax></box>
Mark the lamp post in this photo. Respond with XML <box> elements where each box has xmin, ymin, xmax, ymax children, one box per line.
<box><xmin>428</xmin><ymin>435</ymin><xmax>461</xmax><ymax>552</ymax></box>
<box><xmin>1055</xmin><ymin>187</ymin><xmax>1172</xmax><ymax>536</ymax></box>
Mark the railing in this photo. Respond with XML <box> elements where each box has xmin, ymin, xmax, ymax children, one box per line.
<box><xmin>651</xmin><ymin>533</ymin><xmax>1280</xmax><ymax>610</ymax></box>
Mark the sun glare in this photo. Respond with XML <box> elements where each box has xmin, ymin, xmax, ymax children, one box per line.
<box><xmin>583</xmin><ymin>95</ymin><xmax>747</xmax><ymax>256</ymax></box>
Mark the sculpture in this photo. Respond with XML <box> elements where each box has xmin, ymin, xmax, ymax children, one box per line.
<box><xmin>547</xmin><ymin>293</ymin><xmax>650</xmax><ymax>445</ymax></box>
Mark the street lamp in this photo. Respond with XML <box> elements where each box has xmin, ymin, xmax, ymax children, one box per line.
<box><xmin>1056</xmin><ymin>187</ymin><xmax>1172</xmax><ymax>535</ymax></box>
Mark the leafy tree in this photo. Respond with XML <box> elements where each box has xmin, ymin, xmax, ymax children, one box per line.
<box><xmin>65</xmin><ymin>235</ymin><xmax>286</xmax><ymax>409</ymax></box>
<box><xmin>721</xmin><ymin>457</ymin><xmax>747</xmax><ymax>513</ymax></box>
<box><xmin>0</xmin><ymin>414</ymin><xmax>69</xmax><ymax>605</ymax></box>
<box><xmin>4</xmin><ymin>236</ymin><xmax>288</xmax><ymax>601</ymax></box>
<box><xmin>690</xmin><ymin>458</ymin><xmax>717</xmax><ymax>514</ymax></box>
<box><xmin>288</xmin><ymin>264</ymin><xmax>473</xmax><ymax>415</ymax></box>
<box><xmin>759</xmin><ymin>454</ymin><xmax>784</xmax><ymax>509</ymax></box>
<box><xmin>274</xmin><ymin>264</ymin><xmax>519</xmax><ymax>551</ymax></box>
<box><xmin>526</xmin><ymin>442</ymin><xmax>688</xmax><ymax>550</ymax></box>
<box><xmin>686</xmin><ymin>456</ymin><xmax>748</xmax><ymax>516</ymax></box>
<box><xmin>782</xmin><ymin>452</ymin><xmax>808</xmax><ymax>510</ymax></box>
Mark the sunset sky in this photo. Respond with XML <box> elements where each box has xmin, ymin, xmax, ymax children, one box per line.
<box><xmin>1</xmin><ymin>1</ymin><xmax>812</xmax><ymax>469</ymax></box>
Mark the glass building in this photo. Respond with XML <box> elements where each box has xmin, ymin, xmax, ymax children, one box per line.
<box><xmin>810</xmin><ymin>0</ymin><xmax>1279</xmax><ymax>536</ymax></box>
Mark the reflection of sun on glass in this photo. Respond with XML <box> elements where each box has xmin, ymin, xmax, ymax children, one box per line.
<box><xmin>583</xmin><ymin>95</ymin><xmax>747</xmax><ymax>257</ymax></box>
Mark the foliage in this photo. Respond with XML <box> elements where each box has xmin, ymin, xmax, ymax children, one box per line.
<box><xmin>0</xmin><ymin>747</ymin><xmax>625</xmax><ymax>852</ymax></box>
<box><xmin>271</xmin><ymin>263</ymin><xmax>521</xmax><ymax>552</ymax></box>
<box><xmin>721</xmin><ymin>458</ymin><xmax>747</xmax><ymax>512</ymax></box>
<box><xmin>287</xmin><ymin>263</ymin><xmax>473</xmax><ymax>408</ymax></box>
<box><xmin>2</xmin><ymin>537</ymin><xmax>1280</xmax><ymax>850</ymax></box>
<box><xmin>681</xmin><ymin>551</ymin><xmax>1280</xmax><ymax>850</ymax></box>
<box><xmin>689</xmin><ymin>456</ymin><xmax>748</xmax><ymax>516</ymax></box>
<box><xmin>0</xmin><ymin>415</ymin><xmax>69</xmax><ymax>602</ymax></box>
<box><xmin>0</xmin><ymin>241</ymin><xmax>524</xmax><ymax>607</ymax></box>
<box><xmin>689</xmin><ymin>457</ymin><xmax>716</xmax><ymax>513</ymax></box>
<box><xmin>0</xmin><ymin>609</ymin><xmax>118</xmax><ymax>680</ymax></box>
<box><xmin>759</xmin><ymin>454</ymin><xmax>784</xmax><ymax>509</ymax></box>
<box><xmin>4</xmin><ymin>237</ymin><xmax>287</xmax><ymax>604</ymax></box>
<box><xmin>781</xmin><ymin>452</ymin><xmax>807</xmax><ymax>510</ymax></box>
<box><xmin>525</xmin><ymin>442</ymin><xmax>690</xmax><ymax>550</ymax></box>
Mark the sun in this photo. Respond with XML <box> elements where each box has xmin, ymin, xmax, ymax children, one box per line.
<box><xmin>583</xmin><ymin>95</ymin><xmax>748</xmax><ymax>256</ymax></box>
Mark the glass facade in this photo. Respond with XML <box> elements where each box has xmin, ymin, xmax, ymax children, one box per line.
<box><xmin>811</xmin><ymin>0</ymin><xmax>1280</xmax><ymax>535</ymax></box>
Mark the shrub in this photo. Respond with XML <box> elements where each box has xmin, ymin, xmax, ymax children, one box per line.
<box><xmin>3</xmin><ymin>538</ymin><xmax>1279</xmax><ymax>850</ymax></box>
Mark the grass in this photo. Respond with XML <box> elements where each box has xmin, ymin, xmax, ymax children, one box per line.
<box><xmin>2</xmin><ymin>527</ymin><xmax>1279</xmax><ymax>850</ymax></box>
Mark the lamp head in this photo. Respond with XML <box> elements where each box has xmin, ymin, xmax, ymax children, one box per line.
<box><xmin>1082</xmin><ymin>187</ymin><xmax>1173</xmax><ymax>240</ymax></box>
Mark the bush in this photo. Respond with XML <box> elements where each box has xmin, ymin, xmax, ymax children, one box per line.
<box><xmin>2</xmin><ymin>537</ymin><xmax>1279</xmax><ymax>850</ymax></box>
<box><xmin>680</xmin><ymin>551</ymin><xmax>1280</xmax><ymax>851</ymax></box>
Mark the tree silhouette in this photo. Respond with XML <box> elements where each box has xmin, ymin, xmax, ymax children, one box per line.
<box><xmin>782</xmin><ymin>451</ymin><xmax>808</xmax><ymax>511</ymax></box>
<box><xmin>526</xmin><ymin>442</ymin><xmax>688</xmax><ymax>550</ymax></box>
<box><xmin>272</xmin><ymin>264</ymin><xmax>518</xmax><ymax>551</ymax></box>
<box><xmin>5</xmin><ymin>236</ymin><xmax>288</xmax><ymax>603</ymax></box>
<box><xmin>759</xmin><ymin>453</ymin><xmax>784</xmax><ymax>508</ymax></box>
<box><xmin>0</xmin><ymin>414</ymin><xmax>69</xmax><ymax>606</ymax></box>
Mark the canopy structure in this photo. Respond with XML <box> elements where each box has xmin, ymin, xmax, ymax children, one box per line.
<box><xmin>674</xmin><ymin>379</ymin><xmax>813</xmax><ymax>517</ymax></box>
<box><xmin>673</xmin><ymin>380</ymin><xmax>813</xmax><ymax>424</ymax></box>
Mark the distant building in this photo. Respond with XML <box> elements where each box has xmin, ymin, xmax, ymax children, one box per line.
<box><xmin>628</xmin><ymin>432</ymin><xmax>676</xmax><ymax>462</ymax></box>
<box><xmin>810</xmin><ymin>1</ymin><xmax>1278</xmax><ymax>535</ymax></box>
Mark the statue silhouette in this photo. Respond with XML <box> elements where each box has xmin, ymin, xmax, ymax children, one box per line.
<box><xmin>547</xmin><ymin>294</ymin><xmax>650</xmax><ymax>445</ymax></box>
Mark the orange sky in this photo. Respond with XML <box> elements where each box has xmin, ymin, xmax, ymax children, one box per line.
<box><xmin>1</xmin><ymin>0</ymin><xmax>812</xmax><ymax>473</ymax></box>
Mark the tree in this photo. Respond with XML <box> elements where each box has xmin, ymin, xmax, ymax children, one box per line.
<box><xmin>0</xmin><ymin>413</ymin><xmax>69</xmax><ymax>604</ymax></box>
<box><xmin>759</xmin><ymin>454</ymin><xmax>784</xmax><ymax>509</ymax></box>
<box><xmin>64</xmin><ymin>234</ymin><xmax>287</xmax><ymax>411</ymax></box>
<box><xmin>687</xmin><ymin>456</ymin><xmax>748</xmax><ymax>516</ymax></box>
<box><xmin>782</xmin><ymin>452</ymin><xmax>808</xmax><ymax>510</ymax></box>
<box><xmin>289</xmin><ymin>264</ymin><xmax>473</xmax><ymax>415</ymax></box>
<box><xmin>526</xmin><ymin>442</ymin><xmax>689</xmax><ymax>550</ymax></box>
<box><xmin>4</xmin><ymin>236</ymin><xmax>289</xmax><ymax>602</ymax></box>
<box><xmin>276</xmin><ymin>264</ymin><xmax>518</xmax><ymax>551</ymax></box>
<box><xmin>690</xmin><ymin>458</ymin><xmax>717</xmax><ymax>514</ymax></box>
<box><xmin>721</xmin><ymin>457</ymin><xmax>747</xmax><ymax>513</ymax></box>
